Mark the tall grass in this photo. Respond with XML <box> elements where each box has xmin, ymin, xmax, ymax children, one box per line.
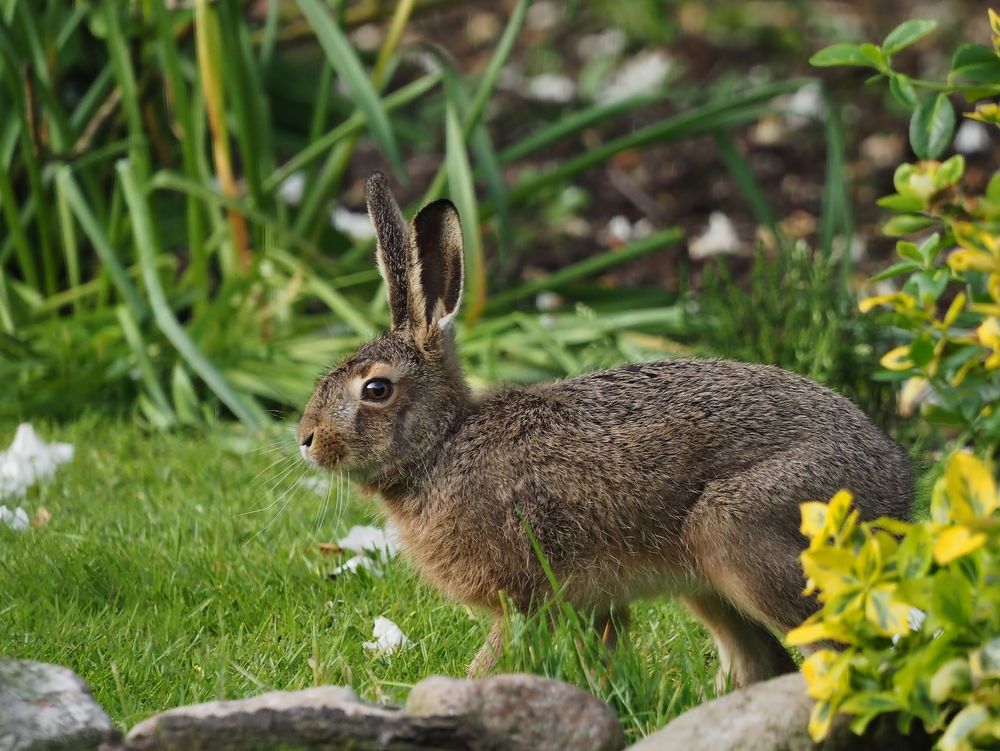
<box><xmin>0</xmin><ymin>1</ymin><xmax>849</xmax><ymax>426</ymax></box>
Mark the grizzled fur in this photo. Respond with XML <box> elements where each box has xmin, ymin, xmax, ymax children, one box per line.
<box><xmin>297</xmin><ymin>173</ymin><xmax>913</xmax><ymax>688</ymax></box>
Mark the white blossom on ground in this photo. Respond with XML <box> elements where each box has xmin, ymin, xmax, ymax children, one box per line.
<box><xmin>331</xmin><ymin>208</ymin><xmax>375</xmax><ymax>241</ymax></box>
<box><xmin>598</xmin><ymin>51</ymin><xmax>673</xmax><ymax>104</ymax></box>
<box><xmin>362</xmin><ymin>616</ymin><xmax>412</xmax><ymax>655</ymax></box>
<box><xmin>688</xmin><ymin>212</ymin><xmax>743</xmax><ymax>260</ymax></box>
<box><xmin>0</xmin><ymin>424</ymin><xmax>74</xmax><ymax>499</ymax></box>
<box><xmin>527</xmin><ymin>73</ymin><xmax>576</xmax><ymax>103</ymax></box>
<box><xmin>278</xmin><ymin>172</ymin><xmax>306</xmax><ymax>205</ymax></box>
<box><xmin>954</xmin><ymin>120</ymin><xmax>990</xmax><ymax>154</ymax></box>
<box><xmin>0</xmin><ymin>505</ymin><xmax>29</xmax><ymax>532</ymax></box>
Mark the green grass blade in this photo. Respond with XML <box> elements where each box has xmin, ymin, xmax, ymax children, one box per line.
<box><xmin>57</xmin><ymin>166</ymin><xmax>146</xmax><ymax>318</ymax></box>
<box><xmin>507</xmin><ymin>80</ymin><xmax>812</xmax><ymax>206</ymax></box>
<box><xmin>818</xmin><ymin>85</ymin><xmax>853</xmax><ymax>263</ymax></box>
<box><xmin>267</xmin><ymin>248</ymin><xmax>376</xmax><ymax>339</ymax></box>
<box><xmin>265</xmin><ymin>73</ymin><xmax>440</xmax><ymax>192</ymax></box>
<box><xmin>117</xmin><ymin>158</ymin><xmax>268</xmax><ymax>428</ymax></box>
<box><xmin>150</xmin><ymin>170</ymin><xmax>322</xmax><ymax>258</ymax></box>
<box><xmin>499</xmin><ymin>93</ymin><xmax>663</xmax><ymax>164</ymax></box>
<box><xmin>485</xmin><ymin>228</ymin><xmax>684</xmax><ymax>312</ymax></box>
<box><xmin>0</xmin><ymin>155</ymin><xmax>39</xmax><ymax>290</ymax></box>
<box><xmin>295</xmin><ymin>0</ymin><xmax>404</xmax><ymax>178</ymax></box>
<box><xmin>54</xmin><ymin>177</ymin><xmax>82</xmax><ymax>311</ymax></box>
<box><xmin>445</xmin><ymin>99</ymin><xmax>485</xmax><ymax>324</ymax></box>
<box><xmin>116</xmin><ymin>304</ymin><xmax>174</xmax><ymax>419</ymax></box>
<box><xmin>101</xmin><ymin>0</ymin><xmax>149</xmax><ymax>180</ymax></box>
<box><xmin>713</xmin><ymin>131</ymin><xmax>780</xmax><ymax>245</ymax></box>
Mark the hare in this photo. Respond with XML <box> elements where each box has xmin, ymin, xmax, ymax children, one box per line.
<box><xmin>297</xmin><ymin>172</ymin><xmax>913</xmax><ymax>689</ymax></box>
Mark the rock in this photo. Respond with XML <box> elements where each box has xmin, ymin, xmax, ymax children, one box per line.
<box><xmin>0</xmin><ymin>658</ymin><xmax>118</xmax><ymax>751</ymax></box>
<box><xmin>627</xmin><ymin>672</ymin><xmax>932</xmax><ymax>751</ymax></box>
<box><xmin>406</xmin><ymin>673</ymin><xmax>626</xmax><ymax>751</ymax></box>
<box><xmin>121</xmin><ymin>686</ymin><xmax>476</xmax><ymax>751</ymax></box>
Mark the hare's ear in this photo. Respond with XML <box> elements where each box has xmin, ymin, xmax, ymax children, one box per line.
<box><xmin>365</xmin><ymin>172</ymin><xmax>410</xmax><ymax>329</ymax></box>
<box><xmin>409</xmin><ymin>199</ymin><xmax>464</xmax><ymax>331</ymax></box>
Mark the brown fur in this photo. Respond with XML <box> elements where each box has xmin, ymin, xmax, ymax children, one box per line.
<box><xmin>297</xmin><ymin>173</ymin><xmax>913</xmax><ymax>688</ymax></box>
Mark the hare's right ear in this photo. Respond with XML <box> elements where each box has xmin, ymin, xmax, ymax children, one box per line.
<box><xmin>365</xmin><ymin>172</ymin><xmax>410</xmax><ymax>329</ymax></box>
<box><xmin>409</xmin><ymin>199</ymin><xmax>464</xmax><ymax>332</ymax></box>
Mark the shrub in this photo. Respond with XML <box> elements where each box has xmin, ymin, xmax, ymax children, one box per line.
<box><xmin>813</xmin><ymin>13</ymin><xmax>1000</xmax><ymax>456</ymax></box>
<box><xmin>788</xmin><ymin>451</ymin><xmax>1000</xmax><ymax>750</ymax></box>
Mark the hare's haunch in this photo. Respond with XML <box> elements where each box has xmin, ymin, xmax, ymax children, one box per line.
<box><xmin>297</xmin><ymin>173</ymin><xmax>912</xmax><ymax>688</ymax></box>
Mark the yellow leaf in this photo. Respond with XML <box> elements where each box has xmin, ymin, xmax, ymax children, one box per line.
<box><xmin>808</xmin><ymin>699</ymin><xmax>835</xmax><ymax>742</ymax></box>
<box><xmin>979</xmin><ymin>318</ymin><xmax>1000</xmax><ymax>371</ymax></box>
<box><xmin>942</xmin><ymin>292</ymin><xmax>967</xmax><ymax>328</ymax></box>
<box><xmin>786</xmin><ymin>619</ymin><xmax>846</xmax><ymax>646</ymax></box>
<box><xmin>801</xmin><ymin>650</ymin><xmax>845</xmax><ymax>700</ymax></box>
<box><xmin>933</xmin><ymin>525</ymin><xmax>988</xmax><ymax>565</ymax></box>
<box><xmin>970</xmin><ymin>302</ymin><xmax>1000</xmax><ymax>317</ymax></box>
<box><xmin>864</xmin><ymin>584</ymin><xmax>912</xmax><ymax>636</ymax></box>
<box><xmin>800</xmin><ymin>502</ymin><xmax>829</xmax><ymax>540</ymax></box>
<box><xmin>881</xmin><ymin>345</ymin><xmax>914</xmax><ymax>371</ymax></box>
<box><xmin>872</xmin><ymin>516</ymin><xmax>912</xmax><ymax>536</ymax></box>
<box><xmin>946</xmin><ymin>452</ymin><xmax>999</xmax><ymax>518</ymax></box>
<box><xmin>898</xmin><ymin>376</ymin><xmax>929</xmax><ymax>417</ymax></box>
<box><xmin>948</xmin><ymin>249</ymin><xmax>1000</xmax><ymax>274</ymax></box>
<box><xmin>858</xmin><ymin>292</ymin><xmax>914</xmax><ymax>314</ymax></box>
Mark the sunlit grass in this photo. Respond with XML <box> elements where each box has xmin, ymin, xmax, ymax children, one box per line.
<box><xmin>0</xmin><ymin>417</ymin><xmax>713</xmax><ymax>741</ymax></box>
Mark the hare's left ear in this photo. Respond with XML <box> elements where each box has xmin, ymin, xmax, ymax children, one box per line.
<box><xmin>408</xmin><ymin>199</ymin><xmax>464</xmax><ymax>332</ymax></box>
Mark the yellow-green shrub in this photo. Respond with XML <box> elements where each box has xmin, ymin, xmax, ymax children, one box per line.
<box><xmin>789</xmin><ymin>452</ymin><xmax>1000</xmax><ymax>750</ymax></box>
<box><xmin>813</xmin><ymin>12</ymin><xmax>1000</xmax><ymax>454</ymax></box>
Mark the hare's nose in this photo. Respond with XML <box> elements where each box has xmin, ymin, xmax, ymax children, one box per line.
<box><xmin>299</xmin><ymin>431</ymin><xmax>315</xmax><ymax>463</ymax></box>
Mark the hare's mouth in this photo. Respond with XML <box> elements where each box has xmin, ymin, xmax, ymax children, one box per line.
<box><xmin>299</xmin><ymin>429</ymin><xmax>346</xmax><ymax>471</ymax></box>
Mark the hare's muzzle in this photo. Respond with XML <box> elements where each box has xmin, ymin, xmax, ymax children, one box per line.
<box><xmin>296</xmin><ymin>422</ymin><xmax>346</xmax><ymax>471</ymax></box>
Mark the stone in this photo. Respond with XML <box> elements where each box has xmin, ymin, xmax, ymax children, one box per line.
<box><xmin>121</xmin><ymin>685</ymin><xmax>477</xmax><ymax>751</ymax></box>
<box><xmin>406</xmin><ymin>673</ymin><xmax>626</xmax><ymax>751</ymax></box>
<box><xmin>627</xmin><ymin>672</ymin><xmax>932</xmax><ymax>751</ymax></box>
<box><xmin>0</xmin><ymin>658</ymin><xmax>118</xmax><ymax>751</ymax></box>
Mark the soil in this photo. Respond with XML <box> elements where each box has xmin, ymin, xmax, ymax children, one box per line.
<box><xmin>338</xmin><ymin>0</ymin><xmax>999</xmax><ymax>294</ymax></box>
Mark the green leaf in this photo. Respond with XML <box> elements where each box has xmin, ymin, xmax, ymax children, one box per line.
<box><xmin>882</xmin><ymin>214</ymin><xmax>935</xmax><ymax>236</ymax></box>
<box><xmin>888</xmin><ymin>74</ymin><xmax>918</xmax><ymax>108</ymax></box>
<box><xmin>896</xmin><ymin>241</ymin><xmax>922</xmax><ymax>264</ymax></box>
<box><xmin>938</xmin><ymin>704</ymin><xmax>989</xmax><ymax>751</ymax></box>
<box><xmin>897</xmin><ymin>524</ymin><xmax>932</xmax><ymax>579</ymax></box>
<box><xmin>932</xmin><ymin>571</ymin><xmax>973</xmax><ymax>626</ymax></box>
<box><xmin>870</xmin><ymin>261</ymin><xmax>919</xmax><ymax>282</ymax></box>
<box><xmin>810</xmin><ymin>43</ymin><xmax>879</xmax><ymax>68</ymax></box>
<box><xmin>949</xmin><ymin>43</ymin><xmax>1000</xmax><ymax>89</ymax></box>
<box><xmin>859</xmin><ymin>44</ymin><xmax>886</xmax><ymax>68</ymax></box>
<box><xmin>876</xmin><ymin>193</ymin><xmax>923</xmax><ymax>213</ymax></box>
<box><xmin>882</xmin><ymin>19</ymin><xmax>937</xmax><ymax>56</ymax></box>
<box><xmin>294</xmin><ymin>0</ymin><xmax>404</xmax><ymax>178</ymax></box>
<box><xmin>909</xmin><ymin>93</ymin><xmax>956</xmax><ymax>159</ymax></box>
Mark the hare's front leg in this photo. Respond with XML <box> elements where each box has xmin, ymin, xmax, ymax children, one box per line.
<box><xmin>467</xmin><ymin>619</ymin><xmax>504</xmax><ymax>678</ymax></box>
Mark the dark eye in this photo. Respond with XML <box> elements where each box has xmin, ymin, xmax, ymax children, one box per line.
<box><xmin>362</xmin><ymin>378</ymin><xmax>393</xmax><ymax>402</ymax></box>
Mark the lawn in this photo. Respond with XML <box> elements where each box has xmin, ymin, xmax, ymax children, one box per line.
<box><xmin>0</xmin><ymin>416</ymin><xmax>714</xmax><ymax>740</ymax></box>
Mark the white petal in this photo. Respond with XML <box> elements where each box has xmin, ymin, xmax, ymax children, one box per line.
<box><xmin>689</xmin><ymin>212</ymin><xmax>743</xmax><ymax>260</ymax></box>
<box><xmin>362</xmin><ymin>616</ymin><xmax>412</xmax><ymax>655</ymax></box>
<box><xmin>0</xmin><ymin>424</ymin><xmax>74</xmax><ymax>499</ymax></box>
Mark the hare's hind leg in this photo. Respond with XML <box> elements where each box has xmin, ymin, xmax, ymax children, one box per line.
<box><xmin>681</xmin><ymin>590</ymin><xmax>796</xmax><ymax>691</ymax></box>
<box><xmin>680</xmin><ymin>453</ymin><xmax>828</xmax><ymax>687</ymax></box>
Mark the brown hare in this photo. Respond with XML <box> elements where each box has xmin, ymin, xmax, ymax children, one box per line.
<box><xmin>297</xmin><ymin>173</ymin><xmax>913</xmax><ymax>689</ymax></box>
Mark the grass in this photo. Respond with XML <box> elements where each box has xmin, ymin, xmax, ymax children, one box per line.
<box><xmin>0</xmin><ymin>0</ymin><xmax>841</xmax><ymax>427</ymax></box>
<box><xmin>0</xmin><ymin>417</ymin><xmax>714</xmax><ymax>740</ymax></box>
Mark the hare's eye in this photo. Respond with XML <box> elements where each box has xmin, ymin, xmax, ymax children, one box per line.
<box><xmin>362</xmin><ymin>378</ymin><xmax>393</xmax><ymax>402</ymax></box>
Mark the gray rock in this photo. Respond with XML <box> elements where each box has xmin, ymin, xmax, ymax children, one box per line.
<box><xmin>0</xmin><ymin>659</ymin><xmax>118</xmax><ymax>751</ymax></box>
<box><xmin>121</xmin><ymin>685</ymin><xmax>478</xmax><ymax>751</ymax></box>
<box><xmin>406</xmin><ymin>673</ymin><xmax>626</xmax><ymax>751</ymax></box>
<box><xmin>627</xmin><ymin>672</ymin><xmax>931</xmax><ymax>751</ymax></box>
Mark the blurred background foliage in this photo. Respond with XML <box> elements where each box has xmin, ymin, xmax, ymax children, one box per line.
<box><xmin>0</xmin><ymin>0</ymin><xmax>993</xmax><ymax>435</ymax></box>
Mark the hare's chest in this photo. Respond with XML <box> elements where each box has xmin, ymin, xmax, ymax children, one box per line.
<box><xmin>389</xmin><ymin>502</ymin><xmax>536</xmax><ymax>612</ymax></box>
